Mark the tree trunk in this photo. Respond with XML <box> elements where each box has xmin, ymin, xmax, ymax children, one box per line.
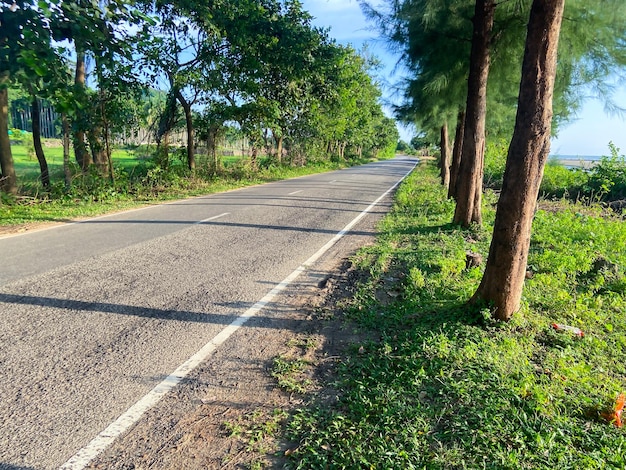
<box><xmin>453</xmin><ymin>0</ymin><xmax>496</xmax><ymax>227</ymax></box>
<box><xmin>471</xmin><ymin>0</ymin><xmax>565</xmax><ymax>321</ymax></box>
<box><xmin>160</xmin><ymin>131</ymin><xmax>170</xmax><ymax>169</ymax></box>
<box><xmin>102</xmin><ymin>105</ymin><xmax>114</xmax><ymax>183</ymax></box>
<box><xmin>207</xmin><ymin>124</ymin><xmax>221</xmax><ymax>174</ymax></box>
<box><xmin>440</xmin><ymin>122</ymin><xmax>451</xmax><ymax>189</ymax></box>
<box><xmin>88</xmin><ymin>122</ymin><xmax>108</xmax><ymax>175</ymax></box>
<box><xmin>0</xmin><ymin>79</ymin><xmax>17</xmax><ymax>195</ymax></box>
<box><xmin>73</xmin><ymin>50</ymin><xmax>92</xmax><ymax>172</ymax></box>
<box><xmin>448</xmin><ymin>109</ymin><xmax>466</xmax><ymax>199</ymax></box>
<box><xmin>62</xmin><ymin>114</ymin><xmax>72</xmax><ymax>189</ymax></box>
<box><xmin>174</xmin><ymin>88</ymin><xmax>195</xmax><ymax>171</ymax></box>
<box><xmin>31</xmin><ymin>97</ymin><xmax>50</xmax><ymax>190</ymax></box>
<box><xmin>275</xmin><ymin>134</ymin><xmax>283</xmax><ymax>164</ymax></box>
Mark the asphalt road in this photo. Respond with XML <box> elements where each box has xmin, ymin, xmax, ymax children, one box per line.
<box><xmin>0</xmin><ymin>156</ymin><xmax>417</xmax><ymax>469</ymax></box>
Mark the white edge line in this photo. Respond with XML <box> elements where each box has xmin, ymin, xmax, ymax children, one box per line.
<box><xmin>195</xmin><ymin>212</ymin><xmax>229</xmax><ymax>224</ymax></box>
<box><xmin>287</xmin><ymin>190</ymin><xmax>303</xmax><ymax>195</ymax></box>
<box><xmin>60</xmin><ymin>161</ymin><xmax>417</xmax><ymax>470</ymax></box>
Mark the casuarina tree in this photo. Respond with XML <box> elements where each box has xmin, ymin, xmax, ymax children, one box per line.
<box><xmin>471</xmin><ymin>0</ymin><xmax>566</xmax><ymax>320</ymax></box>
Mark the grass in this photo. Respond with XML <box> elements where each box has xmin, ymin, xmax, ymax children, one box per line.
<box><xmin>223</xmin><ymin>408</ymin><xmax>289</xmax><ymax>469</ymax></box>
<box><xmin>285</xmin><ymin>162</ymin><xmax>626</xmax><ymax>469</ymax></box>
<box><xmin>1</xmin><ymin>144</ymin><xmax>376</xmax><ymax>228</ymax></box>
<box><xmin>271</xmin><ymin>355</ymin><xmax>311</xmax><ymax>395</ymax></box>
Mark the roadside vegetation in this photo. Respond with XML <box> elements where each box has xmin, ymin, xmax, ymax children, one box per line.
<box><xmin>285</xmin><ymin>159</ymin><xmax>626</xmax><ymax>469</ymax></box>
<box><xmin>1</xmin><ymin>140</ymin><xmax>390</xmax><ymax>229</ymax></box>
<box><xmin>485</xmin><ymin>140</ymin><xmax>626</xmax><ymax>203</ymax></box>
<box><xmin>1</xmin><ymin>0</ymin><xmax>398</xmax><ymax>204</ymax></box>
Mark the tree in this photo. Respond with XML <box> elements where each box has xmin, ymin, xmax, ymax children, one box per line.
<box><xmin>0</xmin><ymin>0</ymin><xmax>34</xmax><ymax>194</ymax></box>
<box><xmin>16</xmin><ymin>25</ymin><xmax>72</xmax><ymax>190</ymax></box>
<box><xmin>0</xmin><ymin>73</ymin><xmax>16</xmax><ymax>194</ymax></box>
<box><xmin>439</xmin><ymin>122</ymin><xmax>451</xmax><ymax>187</ymax></box>
<box><xmin>363</xmin><ymin>0</ymin><xmax>471</xmax><ymax>186</ymax></box>
<box><xmin>448</xmin><ymin>109</ymin><xmax>465</xmax><ymax>199</ymax></box>
<box><xmin>56</xmin><ymin>0</ymin><xmax>148</xmax><ymax>173</ymax></box>
<box><xmin>452</xmin><ymin>0</ymin><xmax>496</xmax><ymax>227</ymax></box>
<box><xmin>471</xmin><ymin>0</ymin><xmax>565</xmax><ymax>320</ymax></box>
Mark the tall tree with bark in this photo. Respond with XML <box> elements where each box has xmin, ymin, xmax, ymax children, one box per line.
<box><xmin>448</xmin><ymin>108</ymin><xmax>465</xmax><ymax>198</ymax></box>
<box><xmin>0</xmin><ymin>72</ymin><xmax>15</xmax><ymax>194</ymax></box>
<box><xmin>16</xmin><ymin>26</ymin><xmax>72</xmax><ymax>190</ymax></box>
<box><xmin>72</xmin><ymin>49</ymin><xmax>91</xmax><ymax>171</ymax></box>
<box><xmin>140</xmin><ymin>0</ymin><xmax>221</xmax><ymax>171</ymax></box>
<box><xmin>471</xmin><ymin>0</ymin><xmax>565</xmax><ymax>320</ymax></box>
<box><xmin>452</xmin><ymin>0</ymin><xmax>496</xmax><ymax>227</ymax></box>
<box><xmin>0</xmin><ymin>0</ymin><xmax>34</xmax><ymax>194</ymax></box>
<box><xmin>362</xmin><ymin>0</ymin><xmax>473</xmax><ymax>192</ymax></box>
<box><xmin>56</xmin><ymin>0</ymin><xmax>147</xmax><ymax>173</ymax></box>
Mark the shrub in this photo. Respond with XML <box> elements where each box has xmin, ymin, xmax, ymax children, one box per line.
<box><xmin>585</xmin><ymin>142</ymin><xmax>626</xmax><ymax>201</ymax></box>
<box><xmin>540</xmin><ymin>158</ymin><xmax>588</xmax><ymax>199</ymax></box>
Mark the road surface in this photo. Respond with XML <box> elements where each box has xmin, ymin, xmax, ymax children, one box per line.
<box><xmin>0</xmin><ymin>157</ymin><xmax>417</xmax><ymax>469</ymax></box>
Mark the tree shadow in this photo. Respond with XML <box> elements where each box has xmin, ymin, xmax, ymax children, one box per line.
<box><xmin>0</xmin><ymin>293</ymin><xmax>311</xmax><ymax>331</ymax></box>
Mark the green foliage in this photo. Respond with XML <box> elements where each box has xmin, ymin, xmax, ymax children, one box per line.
<box><xmin>223</xmin><ymin>408</ymin><xmax>288</xmax><ymax>468</ymax></box>
<box><xmin>396</xmin><ymin>140</ymin><xmax>411</xmax><ymax>152</ymax></box>
<box><xmin>484</xmin><ymin>141</ymin><xmax>626</xmax><ymax>204</ymax></box>
<box><xmin>0</xmin><ymin>144</ymin><xmax>363</xmax><ymax>225</ymax></box>
<box><xmin>286</xmin><ymin>162</ymin><xmax>626</xmax><ymax>469</ymax></box>
<box><xmin>540</xmin><ymin>159</ymin><xmax>588</xmax><ymax>199</ymax></box>
<box><xmin>1</xmin><ymin>0</ymin><xmax>395</xmax><ymax>198</ymax></box>
<box><xmin>584</xmin><ymin>142</ymin><xmax>626</xmax><ymax>201</ymax></box>
<box><xmin>8</xmin><ymin>129</ymin><xmax>30</xmax><ymax>145</ymax></box>
<box><xmin>483</xmin><ymin>137</ymin><xmax>508</xmax><ymax>188</ymax></box>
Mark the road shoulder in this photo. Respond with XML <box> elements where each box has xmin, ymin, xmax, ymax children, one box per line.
<box><xmin>84</xmin><ymin>197</ymin><xmax>384</xmax><ymax>469</ymax></box>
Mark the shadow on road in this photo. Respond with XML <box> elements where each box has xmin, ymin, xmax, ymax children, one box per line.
<box><xmin>0</xmin><ymin>293</ymin><xmax>310</xmax><ymax>331</ymax></box>
<box><xmin>77</xmin><ymin>219</ymin><xmax>379</xmax><ymax>237</ymax></box>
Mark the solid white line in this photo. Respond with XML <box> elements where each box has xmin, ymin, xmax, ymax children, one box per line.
<box><xmin>60</xmin><ymin>161</ymin><xmax>417</xmax><ymax>470</ymax></box>
<box><xmin>194</xmin><ymin>212</ymin><xmax>229</xmax><ymax>225</ymax></box>
<box><xmin>288</xmin><ymin>190</ymin><xmax>303</xmax><ymax>195</ymax></box>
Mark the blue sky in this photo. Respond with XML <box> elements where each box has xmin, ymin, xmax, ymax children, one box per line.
<box><xmin>301</xmin><ymin>0</ymin><xmax>626</xmax><ymax>157</ymax></box>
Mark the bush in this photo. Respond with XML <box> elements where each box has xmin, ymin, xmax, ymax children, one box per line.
<box><xmin>584</xmin><ymin>142</ymin><xmax>626</xmax><ymax>201</ymax></box>
<box><xmin>540</xmin><ymin>158</ymin><xmax>588</xmax><ymax>199</ymax></box>
<box><xmin>9</xmin><ymin>128</ymin><xmax>29</xmax><ymax>146</ymax></box>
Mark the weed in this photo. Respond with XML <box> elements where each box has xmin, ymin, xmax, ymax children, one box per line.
<box><xmin>270</xmin><ymin>355</ymin><xmax>310</xmax><ymax>394</ymax></box>
<box><xmin>223</xmin><ymin>408</ymin><xmax>288</xmax><ymax>468</ymax></box>
<box><xmin>286</xmin><ymin>162</ymin><xmax>626</xmax><ymax>469</ymax></box>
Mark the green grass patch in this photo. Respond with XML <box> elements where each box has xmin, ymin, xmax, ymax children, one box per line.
<box><xmin>223</xmin><ymin>408</ymin><xmax>289</xmax><ymax>469</ymax></box>
<box><xmin>1</xmin><ymin>145</ymin><xmax>372</xmax><ymax>227</ymax></box>
<box><xmin>286</xmin><ymin>163</ymin><xmax>626</xmax><ymax>469</ymax></box>
<box><xmin>271</xmin><ymin>355</ymin><xmax>311</xmax><ymax>395</ymax></box>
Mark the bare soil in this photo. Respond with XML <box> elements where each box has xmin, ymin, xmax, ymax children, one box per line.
<box><xmin>85</xmin><ymin>254</ymin><xmax>370</xmax><ymax>470</ymax></box>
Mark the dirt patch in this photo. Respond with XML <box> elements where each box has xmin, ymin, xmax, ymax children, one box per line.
<box><xmin>0</xmin><ymin>222</ymin><xmax>62</xmax><ymax>237</ymax></box>
<box><xmin>84</xmin><ymin>257</ymin><xmax>370</xmax><ymax>470</ymax></box>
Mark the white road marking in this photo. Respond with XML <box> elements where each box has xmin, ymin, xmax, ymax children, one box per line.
<box><xmin>195</xmin><ymin>212</ymin><xmax>230</xmax><ymax>224</ymax></box>
<box><xmin>288</xmin><ymin>190</ymin><xmax>303</xmax><ymax>195</ymax></box>
<box><xmin>60</xmin><ymin>162</ymin><xmax>417</xmax><ymax>470</ymax></box>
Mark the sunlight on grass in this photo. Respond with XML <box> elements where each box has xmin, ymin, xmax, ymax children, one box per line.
<box><xmin>287</xmin><ymin>162</ymin><xmax>626</xmax><ymax>469</ymax></box>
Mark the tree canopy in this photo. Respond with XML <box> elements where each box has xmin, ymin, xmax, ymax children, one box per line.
<box><xmin>0</xmin><ymin>0</ymin><xmax>399</xmax><ymax>193</ymax></box>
